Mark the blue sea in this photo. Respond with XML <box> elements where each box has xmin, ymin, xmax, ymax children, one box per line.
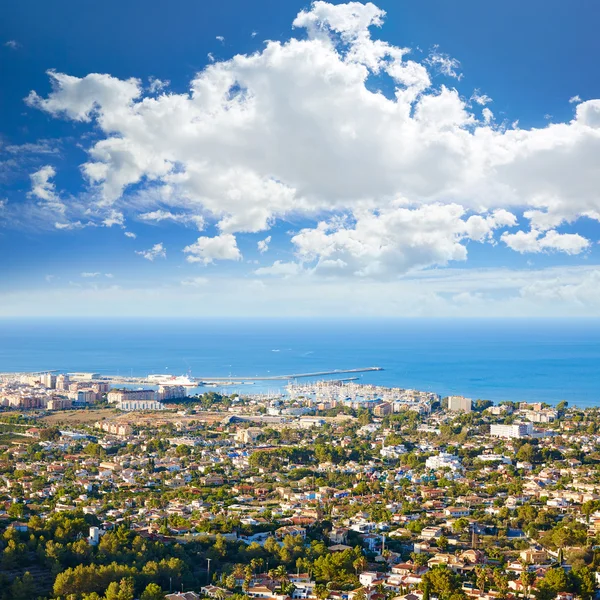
<box><xmin>1</xmin><ymin>318</ymin><xmax>599</xmax><ymax>407</ymax></box>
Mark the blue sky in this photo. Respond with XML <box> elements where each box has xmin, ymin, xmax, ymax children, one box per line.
<box><xmin>2</xmin><ymin>0</ymin><xmax>600</xmax><ymax>316</ymax></box>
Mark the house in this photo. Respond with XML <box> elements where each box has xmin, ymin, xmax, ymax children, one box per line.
<box><xmin>201</xmin><ymin>586</ymin><xmax>232</xmax><ymax>598</ymax></box>
<box><xmin>445</xmin><ymin>507</ymin><xmax>470</xmax><ymax>518</ymax></box>
<box><xmin>359</xmin><ymin>572</ymin><xmax>385</xmax><ymax>587</ymax></box>
<box><xmin>248</xmin><ymin>586</ymin><xmax>276</xmax><ymax>599</ymax></box>
<box><xmin>520</xmin><ymin>548</ymin><xmax>549</xmax><ymax>565</ymax></box>
<box><xmin>275</xmin><ymin>525</ymin><xmax>306</xmax><ymax>539</ymax></box>
<box><xmin>421</xmin><ymin>526</ymin><xmax>443</xmax><ymax>540</ymax></box>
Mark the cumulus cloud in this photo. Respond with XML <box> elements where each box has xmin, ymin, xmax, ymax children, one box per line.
<box><xmin>28</xmin><ymin>165</ymin><xmax>66</xmax><ymax>214</ymax></box>
<box><xmin>22</xmin><ymin>2</ymin><xmax>600</xmax><ymax>280</ymax></box>
<box><xmin>135</xmin><ymin>242</ymin><xmax>166</xmax><ymax>261</ymax></box>
<box><xmin>257</xmin><ymin>235</ymin><xmax>271</xmax><ymax>253</ymax></box>
<box><xmin>255</xmin><ymin>260</ymin><xmax>302</xmax><ymax>277</ymax></box>
<box><xmin>501</xmin><ymin>229</ymin><xmax>590</xmax><ymax>255</ymax></box>
<box><xmin>183</xmin><ymin>233</ymin><xmax>242</xmax><ymax>264</ymax></box>
<box><xmin>521</xmin><ymin>269</ymin><xmax>600</xmax><ymax>306</ymax></box>
<box><xmin>124</xmin><ymin>231</ymin><xmax>137</xmax><ymax>238</ymax></box>
<box><xmin>289</xmin><ymin>205</ymin><xmax>517</xmax><ymax>277</ymax></box>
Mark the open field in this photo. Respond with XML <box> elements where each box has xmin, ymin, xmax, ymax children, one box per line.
<box><xmin>39</xmin><ymin>408</ymin><xmax>120</xmax><ymax>426</ymax></box>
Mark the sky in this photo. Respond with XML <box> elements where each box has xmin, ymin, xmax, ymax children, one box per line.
<box><xmin>2</xmin><ymin>0</ymin><xmax>600</xmax><ymax>317</ymax></box>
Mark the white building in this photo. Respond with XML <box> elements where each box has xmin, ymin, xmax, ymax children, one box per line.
<box><xmin>490</xmin><ymin>423</ymin><xmax>533</xmax><ymax>439</ymax></box>
<box><xmin>425</xmin><ymin>452</ymin><xmax>462</xmax><ymax>471</ymax></box>
<box><xmin>117</xmin><ymin>399</ymin><xmax>166</xmax><ymax>411</ymax></box>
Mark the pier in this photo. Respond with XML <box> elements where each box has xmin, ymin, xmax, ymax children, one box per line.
<box><xmin>95</xmin><ymin>366</ymin><xmax>383</xmax><ymax>386</ymax></box>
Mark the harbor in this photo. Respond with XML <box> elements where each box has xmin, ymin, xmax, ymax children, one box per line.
<box><xmin>90</xmin><ymin>366</ymin><xmax>383</xmax><ymax>387</ymax></box>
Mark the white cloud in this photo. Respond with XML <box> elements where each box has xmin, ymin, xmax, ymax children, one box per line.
<box><xmin>102</xmin><ymin>209</ymin><xmax>124</xmax><ymax>227</ymax></box>
<box><xmin>54</xmin><ymin>220</ymin><xmax>83</xmax><ymax>230</ymax></box>
<box><xmin>135</xmin><ymin>242</ymin><xmax>166</xmax><ymax>261</ymax></box>
<box><xmin>216</xmin><ymin>35</ymin><xmax>225</xmax><ymax>43</ymax></box>
<box><xmin>183</xmin><ymin>233</ymin><xmax>242</xmax><ymax>264</ymax></box>
<box><xmin>139</xmin><ymin>210</ymin><xmax>204</xmax><ymax>229</ymax></box>
<box><xmin>81</xmin><ymin>272</ymin><xmax>101</xmax><ymax>278</ymax></box>
<box><xmin>501</xmin><ymin>229</ymin><xmax>590</xmax><ymax>255</ymax></box>
<box><xmin>124</xmin><ymin>231</ymin><xmax>137</xmax><ymax>238</ymax></box>
<box><xmin>105</xmin><ymin>273</ymin><xmax>114</xmax><ymax>278</ymax></box>
<box><xmin>255</xmin><ymin>260</ymin><xmax>301</xmax><ymax>277</ymax></box>
<box><xmin>520</xmin><ymin>269</ymin><xmax>600</xmax><ymax>306</ymax></box>
<box><xmin>471</xmin><ymin>90</ymin><xmax>492</xmax><ymax>105</ymax></box>
<box><xmin>148</xmin><ymin>77</ymin><xmax>169</xmax><ymax>93</ymax></box>
<box><xmin>5</xmin><ymin>140</ymin><xmax>59</xmax><ymax>154</ymax></box>
<box><xmin>289</xmin><ymin>205</ymin><xmax>516</xmax><ymax>278</ymax></box>
<box><xmin>181</xmin><ymin>276</ymin><xmax>209</xmax><ymax>287</ymax></box>
<box><xmin>569</xmin><ymin>95</ymin><xmax>581</xmax><ymax>104</ymax></box>
<box><xmin>257</xmin><ymin>235</ymin><xmax>271</xmax><ymax>253</ymax></box>
<box><xmin>29</xmin><ymin>165</ymin><xmax>65</xmax><ymax>213</ymax></box>
<box><xmin>4</xmin><ymin>40</ymin><xmax>19</xmax><ymax>50</ymax></box>
<box><xmin>425</xmin><ymin>46</ymin><xmax>462</xmax><ymax>80</ymax></box>
<box><xmin>23</xmin><ymin>2</ymin><xmax>600</xmax><ymax>281</ymax></box>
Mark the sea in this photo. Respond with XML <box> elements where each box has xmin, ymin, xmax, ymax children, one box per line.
<box><xmin>1</xmin><ymin>318</ymin><xmax>599</xmax><ymax>407</ymax></box>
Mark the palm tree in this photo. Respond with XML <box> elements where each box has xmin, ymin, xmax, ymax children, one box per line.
<box><xmin>520</xmin><ymin>570</ymin><xmax>535</xmax><ymax>598</ymax></box>
<box><xmin>353</xmin><ymin>556</ymin><xmax>367</xmax><ymax>575</ymax></box>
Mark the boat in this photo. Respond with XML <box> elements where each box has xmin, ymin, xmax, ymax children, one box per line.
<box><xmin>147</xmin><ymin>374</ymin><xmax>197</xmax><ymax>387</ymax></box>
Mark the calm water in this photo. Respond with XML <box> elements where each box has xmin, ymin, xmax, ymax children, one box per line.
<box><xmin>1</xmin><ymin>318</ymin><xmax>599</xmax><ymax>407</ymax></box>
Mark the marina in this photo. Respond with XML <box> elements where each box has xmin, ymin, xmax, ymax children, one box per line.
<box><xmin>93</xmin><ymin>366</ymin><xmax>383</xmax><ymax>387</ymax></box>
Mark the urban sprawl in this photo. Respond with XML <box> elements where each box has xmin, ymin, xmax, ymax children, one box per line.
<box><xmin>0</xmin><ymin>371</ymin><xmax>597</xmax><ymax>600</ymax></box>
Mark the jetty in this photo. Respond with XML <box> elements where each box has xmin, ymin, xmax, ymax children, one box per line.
<box><xmin>95</xmin><ymin>367</ymin><xmax>383</xmax><ymax>386</ymax></box>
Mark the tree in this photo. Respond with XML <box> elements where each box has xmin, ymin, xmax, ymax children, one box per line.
<box><xmin>475</xmin><ymin>566</ymin><xmax>489</xmax><ymax>593</ymax></box>
<box><xmin>520</xmin><ymin>571</ymin><xmax>536</xmax><ymax>597</ymax></box>
<box><xmin>541</xmin><ymin>568</ymin><xmax>569</xmax><ymax>594</ymax></box>
<box><xmin>422</xmin><ymin>566</ymin><xmax>459</xmax><ymax>600</ymax></box>
<box><xmin>437</xmin><ymin>535</ymin><xmax>449</xmax><ymax>551</ymax></box>
<box><xmin>353</xmin><ymin>556</ymin><xmax>367</xmax><ymax>575</ymax></box>
<box><xmin>39</xmin><ymin>426</ymin><xmax>61</xmax><ymax>441</ymax></box>
<box><xmin>141</xmin><ymin>583</ymin><xmax>166</xmax><ymax>600</ymax></box>
<box><xmin>573</xmin><ymin>566</ymin><xmax>596</xmax><ymax>600</ymax></box>
<box><xmin>10</xmin><ymin>572</ymin><xmax>36</xmax><ymax>600</ymax></box>
<box><xmin>315</xmin><ymin>584</ymin><xmax>330</xmax><ymax>600</ymax></box>
<box><xmin>516</xmin><ymin>443</ymin><xmax>537</xmax><ymax>464</ymax></box>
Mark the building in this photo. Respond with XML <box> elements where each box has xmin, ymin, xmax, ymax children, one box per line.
<box><xmin>56</xmin><ymin>374</ymin><xmax>71</xmax><ymax>391</ymax></box>
<box><xmin>68</xmin><ymin>389</ymin><xmax>97</xmax><ymax>404</ymax></box>
<box><xmin>39</xmin><ymin>373</ymin><xmax>56</xmax><ymax>389</ymax></box>
<box><xmin>91</xmin><ymin>382</ymin><xmax>110</xmax><ymax>394</ymax></box>
<box><xmin>107</xmin><ymin>389</ymin><xmax>156</xmax><ymax>403</ymax></box>
<box><xmin>117</xmin><ymin>399</ymin><xmax>165</xmax><ymax>411</ymax></box>
<box><xmin>158</xmin><ymin>385</ymin><xmax>187</xmax><ymax>400</ymax></box>
<box><xmin>47</xmin><ymin>397</ymin><xmax>73</xmax><ymax>410</ymax></box>
<box><xmin>490</xmin><ymin>423</ymin><xmax>533</xmax><ymax>439</ymax></box>
<box><xmin>425</xmin><ymin>452</ymin><xmax>462</xmax><ymax>471</ymax></box>
<box><xmin>235</xmin><ymin>427</ymin><xmax>263</xmax><ymax>443</ymax></box>
<box><xmin>447</xmin><ymin>396</ymin><xmax>472</xmax><ymax>412</ymax></box>
<box><xmin>88</xmin><ymin>526</ymin><xmax>100</xmax><ymax>545</ymax></box>
<box><xmin>95</xmin><ymin>421</ymin><xmax>133</xmax><ymax>436</ymax></box>
<box><xmin>373</xmin><ymin>402</ymin><xmax>392</xmax><ymax>417</ymax></box>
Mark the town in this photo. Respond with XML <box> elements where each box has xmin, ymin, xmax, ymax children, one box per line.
<box><xmin>0</xmin><ymin>371</ymin><xmax>597</xmax><ymax>600</ymax></box>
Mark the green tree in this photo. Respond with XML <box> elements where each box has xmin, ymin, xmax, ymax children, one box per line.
<box><xmin>141</xmin><ymin>583</ymin><xmax>166</xmax><ymax>600</ymax></box>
